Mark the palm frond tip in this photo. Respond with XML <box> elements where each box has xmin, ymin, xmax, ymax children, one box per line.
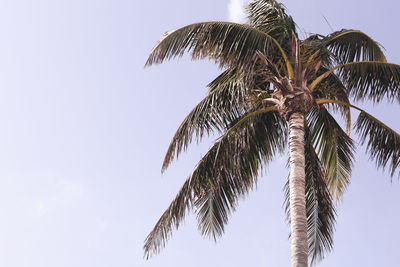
<box><xmin>355</xmin><ymin>111</ymin><xmax>400</xmax><ymax>177</ymax></box>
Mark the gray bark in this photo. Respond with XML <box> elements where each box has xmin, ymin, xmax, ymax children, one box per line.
<box><xmin>288</xmin><ymin>112</ymin><xmax>308</xmax><ymax>267</ymax></box>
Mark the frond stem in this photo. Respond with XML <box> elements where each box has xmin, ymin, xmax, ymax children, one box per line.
<box><xmin>316</xmin><ymin>98</ymin><xmax>400</xmax><ymax>139</ymax></box>
<box><xmin>309</xmin><ymin>61</ymin><xmax>395</xmax><ymax>91</ymax></box>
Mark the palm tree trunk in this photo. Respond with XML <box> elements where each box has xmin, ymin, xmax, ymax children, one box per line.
<box><xmin>288</xmin><ymin>112</ymin><xmax>308</xmax><ymax>267</ymax></box>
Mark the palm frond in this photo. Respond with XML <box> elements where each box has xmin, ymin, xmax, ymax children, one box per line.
<box><xmin>145</xmin><ymin>109</ymin><xmax>287</xmax><ymax>258</ymax></box>
<box><xmin>247</xmin><ymin>0</ymin><xmax>296</xmax><ymax>45</ymax></box>
<box><xmin>145</xmin><ymin>21</ymin><xmax>276</xmax><ymax>72</ymax></box>
<box><xmin>194</xmin><ymin>109</ymin><xmax>287</xmax><ymax>239</ymax></box>
<box><xmin>338</xmin><ymin>61</ymin><xmax>400</xmax><ymax>102</ymax></box>
<box><xmin>143</xmin><ymin>178</ymin><xmax>192</xmax><ymax>259</ymax></box>
<box><xmin>162</xmin><ymin>80</ymin><xmax>248</xmax><ymax>172</ymax></box>
<box><xmin>355</xmin><ymin>111</ymin><xmax>400</xmax><ymax>177</ymax></box>
<box><xmin>311</xmin><ymin>61</ymin><xmax>400</xmax><ymax>103</ymax></box>
<box><xmin>307</xmin><ymin>107</ymin><xmax>355</xmax><ymax>200</ymax></box>
<box><xmin>195</xmin><ymin>187</ymin><xmax>232</xmax><ymax>240</ymax></box>
<box><xmin>304</xmin><ymin>125</ymin><xmax>336</xmax><ymax>264</ymax></box>
<box><xmin>324</xmin><ymin>29</ymin><xmax>386</xmax><ymax>64</ymax></box>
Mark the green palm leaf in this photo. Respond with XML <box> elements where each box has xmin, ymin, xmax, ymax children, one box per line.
<box><xmin>307</xmin><ymin>107</ymin><xmax>355</xmax><ymax>200</ymax></box>
<box><xmin>143</xmin><ymin>178</ymin><xmax>192</xmax><ymax>259</ymax></box>
<box><xmin>145</xmin><ymin>109</ymin><xmax>287</xmax><ymax>258</ymax></box>
<box><xmin>314</xmin><ymin>98</ymin><xmax>400</xmax><ymax>178</ymax></box>
<box><xmin>311</xmin><ymin>61</ymin><xmax>400</xmax><ymax>103</ymax></box>
<box><xmin>304</xmin><ymin>125</ymin><xmax>336</xmax><ymax>264</ymax></box>
<box><xmin>195</xmin><ymin>187</ymin><xmax>233</xmax><ymax>240</ymax></box>
<box><xmin>324</xmin><ymin>29</ymin><xmax>386</xmax><ymax>64</ymax></box>
<box><xmin>145</xmin><ymin>21</ymin><xmax>277</xmax><ymax>72</ymax></box>
<box><xmin>247</xmin><ymin>0</ymin><xmax>296</xmax><ymax>45</ymax></box>
<box><xmin>355</xmin><ymin>111</ymin><xmax>400</xmax><ymax>177</ymax></box>
<box><xmin>339</xmin><ymin>62</ymin><xmax>400</xmax><ymax>103</ymax></box>
<box><xmin>194</xmin><ymin>109</ymin><xmax>287</xmax><ymax>239</ymax></box>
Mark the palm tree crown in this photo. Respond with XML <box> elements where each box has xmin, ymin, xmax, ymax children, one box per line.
<box><xmin>144</xmin><ymin>0</ymin><xmax>400</xmax><ymax>265</ymax></box>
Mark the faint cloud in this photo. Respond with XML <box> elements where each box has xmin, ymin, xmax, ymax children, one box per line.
<box><xmin>228</xmin><ymin>0</ymin><xmax>247</xmax><ymax>23</ymax></box>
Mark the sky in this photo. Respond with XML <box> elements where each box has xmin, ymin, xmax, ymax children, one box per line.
<box><xmin>0</xmin><ymin>0</ymin><xmax>399</xmax><ymax>266</ymax></box>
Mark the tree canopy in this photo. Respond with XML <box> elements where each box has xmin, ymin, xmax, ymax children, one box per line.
<box><xmin>144</xmin><ymin>0</ymin><xmax>400</xmax><ymax>265</ymax></box>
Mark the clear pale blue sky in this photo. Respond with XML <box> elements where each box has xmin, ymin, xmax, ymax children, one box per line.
<box><xmin>0</xmin><ymin>0</ymin><xmax>399</xmax><ymax>266</ymax></box>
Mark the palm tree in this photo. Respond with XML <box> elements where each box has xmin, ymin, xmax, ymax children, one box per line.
<box><xmin>144</xmin><ymin>0</ymin><xmax>400</xmax><ymax>266</ymax></box>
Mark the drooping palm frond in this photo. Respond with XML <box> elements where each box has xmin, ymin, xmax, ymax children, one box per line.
<box><xmin>338</xmin><ymin>62</ymin><xmax>400</xmax><ymax>102</ymax></box>
<box><xmin>145</xmin><ymin>109</ymin><xmax>287</xmax><ymax>258</ymax></box>
<box><xmin>311</xmin><ymin>61</ymin><xmax>400</xmax><ymax>103</ymax></box>
<box><xmin>323</xmin><ymin>29</ymin><xmax>386</xmax><ymax>64</ymax></box>
<box><xmin>312</xmin><ymin>99</ymin><xmax>400</xmax><ymax>179</ymax></box>
<box><xmin>247</xmin><ymin>0</ymin><xmax>296</xmax><ymax>46</ymax></box>
<box><xmin>284</xmin><ymin>125</ymin><xmax>336</xmax><ymax>265</ymax></box>
<box><xmin>355</xmin><ymin>111</ymin><xmax>400</xmax><ymax>177</ymax></box>
<box><xmin>143</xmin><ymin>178</ymin><xmax>192</xmax><ymax>259</ymax></box>
<box><xmin>162</xmin><ymin>80</ymin><xmax>248</xmax><ymax>172</ymax></box>
<box><xmin>145</xmin><ymin>21</ymin><xmax>278</xmax><ymax>72</ymax></box>
<box><xmin>194</xmin><ymin>109</ymin><xmax>287</xmax><ymax>239</ymax></box>
<box><xmin>307</xmin><ymin>107</ymin><xmax>355</xmax><ymax>200</ymax></box>
<box><xmin>194</xmin><ymin>186</ymin><xmax>232</xmax><ymax>240</ymax></box>
<box><xmin>304</xmin><ymin>125</ymin><xmax>336</xmax><ymax>264</ymax></box>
